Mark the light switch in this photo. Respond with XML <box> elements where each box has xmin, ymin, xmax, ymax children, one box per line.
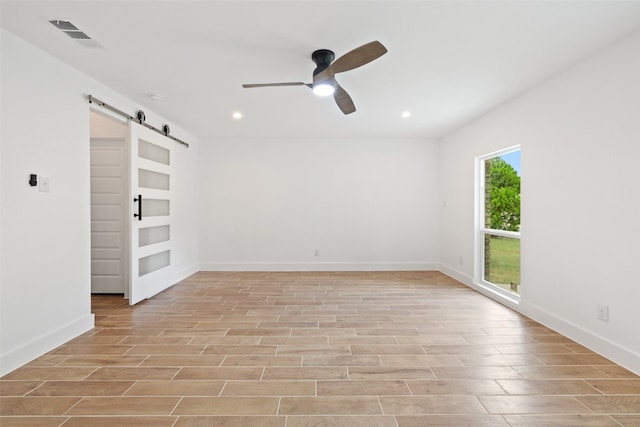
<box><xmin>39</xmin><ymin>177</ymin><xmax>50</xmax><ymax>192</ymax></box>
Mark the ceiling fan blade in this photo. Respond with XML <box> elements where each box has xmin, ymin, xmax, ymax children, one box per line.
<box><xmin>242</xmin><ymin>82</ymin><xmax>310</xmax><ymax>88</ymax></box>
<box><xmin>329</xmin><ymin>41</ymin><xmax>387</xmax><ymax>74</ymax></box>
<box><xmin>333</xmin><ymin>82</ymin><xmax>356</xmax><ymax>115</ymax></box>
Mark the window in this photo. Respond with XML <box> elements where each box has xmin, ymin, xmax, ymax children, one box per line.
<box><xmin>475</xmin><ymin>147</ymin><xmax>521</xmax><ymax>298</ymax></box>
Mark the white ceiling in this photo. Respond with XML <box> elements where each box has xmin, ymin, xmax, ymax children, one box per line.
<box><xmin>2</xmin><ymin>1</ymin><xmax>640</xmax><ymax>141</ymax></box>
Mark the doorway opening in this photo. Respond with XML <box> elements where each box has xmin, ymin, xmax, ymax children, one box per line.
<box><xmin>89</xmin><ymin>110</ymin><xmax>129</xmax><ymax>297</ymax></box>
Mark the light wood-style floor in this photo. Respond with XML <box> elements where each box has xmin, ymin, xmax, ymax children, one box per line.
<box><xmin>1</xmin><ymin>271</ymin><xmax>639</xmax><ymax>426</ymax></box>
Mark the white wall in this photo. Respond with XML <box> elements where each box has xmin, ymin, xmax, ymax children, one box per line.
<box><xmin>439</xmin><ymin>30</ymin><xmax>640</xmax><ymax>373</ymax></box>
<box><xmin>0</xmin><ymin>30</ymin><xmax>200</xmax><ymax>375</ymax></box>
<box><xmin>199</xmin><ymin>138</ymin><xmax>440</xmax><ymax>271</ymax></box>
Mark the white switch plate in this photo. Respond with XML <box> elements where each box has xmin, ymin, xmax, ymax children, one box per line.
<box><xmin>39</xmin><ymin>177</ymin><xmax>50</xmax><ymax>192</ymax></box>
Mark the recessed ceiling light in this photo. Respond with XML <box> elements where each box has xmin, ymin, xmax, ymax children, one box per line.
<box><xmin>232</xmin><ymin>112</ymin><xmax>243</xmax><ymax>119</ymax></box>
<box><xmin>148</xmin><ymin>94</ymin><xmax>163</xmax><ymax>102</ymax></box>
<box><xmin>401</xmin><ymin>111</ymin><xmax>411</xmax><ymax>118</ymax></box>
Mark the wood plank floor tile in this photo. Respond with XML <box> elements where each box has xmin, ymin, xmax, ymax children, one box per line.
<box><xmin>172</xmin><ymin>397</ymin><xmax>279</xmax><ymax>415</ymax></box>
<box><xmin>279</xmin><ymin>396</ymin><xmax>382</xmax><ymax>415</ymax></box>
<box><xmin>286</xmin><ymin>415</ymin><xmax>397</xmax><ymax>427</ymax></box>
<box><xmin>0</xmin><ymin>417</ymin><xmax>67</xmax><ymax>426</ymax></box>
<box><xmin>379</xmin><ymin>355</ymin><xmax>462</xmax><ymax>368</ymax></box>
<box><xmin>263</xmin><ymin>367</ymin><xmax>348</xmax><ymax>380</ymax></box>
<box><xmin>259</xmin><ymin>336</ymin><xmax>329</xmax><ymax>346</ymax></box>
<box><xmin>431</xmin><ymin>366</ymin><xmax>522</xmax><ymax>379</ymax></box>
<box><xmin>351</xmin><ymin>345</ymin><xmax>425</xmax><ymax>355</ymax></box>
<box><xmin>57</xmin><ymin>355</ymin><xmax>148</xmax><ymax>367</ymax></box>
<box><xmin>277</xmin><ymin>345</ymin><xmax>351</xmax><ymax>356</ymax></box>
<box><xmin>189</xmin><ymin>336</ymin><xmax>261</xmax><ymax>346</ymax></box>
<box><xmin>173</xmin><ymin>416</ymin><xmax>286</xmax><ymax>427</ymax></box>
<box><xmin>302</xmin><ymin>355</ymin><xmax>381</xmax><ymax>367</ymax></box>
<box><xmin>513</xmin><ymin>365</ymin><xmax>612</xmax><ymax>379</ymax></box>
<box><xmin>576</xmin><ymin>395</ymin><xmax>640</xmax><ymax>413</ymax></box>
<box><xmin>85</xmin><ymin>367</ymin><xmax>179</xmax><ymax>381</ymax></box>
<box><xmin>66</xmin><ymin>396</ymin><xmax>180</xmax><ymax>415</ymax></box>
<box><xmin>47</xmin><ymin>345</ymin><xmax>132</xmax><ymax>355</ymax></box>
<box><xmin>126</xmin><ymin>345</ymin><xmax>206</xmax><ymax>355</ymax></box>
<box><xmin>27</xmin><ymin>381</ymin><xmax>134</xmax><ymax>396</ymax></box>
<box><xmin>174</xmin><ymin>367</ymin><xmax>263</xmax><ymax>380</ymax></box>
<box><xmin>140</xmin><ymin>355</ymin><xmax>224</xmax><ymax>366</ymax></box>
<box><xmin>118</xmin><ymin>336</ymin><xmax>193</xmax><ymax>345</ymax></box>
<box><xmin>456</xmin><ymin>354</ymin><xmax>542</xmax><ymax>366</ymax></box>
<box><xmin>348</xmin><ymin>367</ymin><xmax>436</xmax><ymax>380</ymax></box>
<box><xmin>317</xmin><ymin>379</ymin><xmax>411</xmax><ymax>396</ymax></box>
<box><xmin>396</xmin><ymin>415</ymin><xmax>509</xmax><ymax>426</ymax></box>
<box><xmin>407</xmin><ymin>379</ymin><xmax>506</xmax><ymax>395</ymax></box>
<box><xmin>493</xmin><ymin>343</ymin><xmax>579</xmax><ymax>354</ymax></box>
<box><xmin>222</xmin><ymin>355</ymin><xmax>302</xmax><ymax>366</ymax></box>
<box><xmin>379</xmin><ymin>395</ymin><xmax>487</xmax><ymax>415</ymax></box>
<box><xmin>533</xmin><ymin>353</ymin><xmax>615</xmax><ymax>365</ymax></box>
<box><xmin>586</xmin><ymin>379</ymin><xmax>640</xmax><ymax>394</ymax></box>
<box><xmin>1</xmin><ymin>368</ymin><xmax>95</xmax><ymax>381</ymax></box>
<box><xmin>221</xmin><ymin>380</ymin><xmax>315</xmax><ymax>396</ymax></box>
<box><xmin>0</xmin><ymin>397</ymin><xmax>80</xmax><ymax>415</ymax></box>
<box><xmin>496</xmin><ymin>379</ymin><xmax>601</xmax><ymax>395</ymax></box>
<box><xmin>503</xmin><ymin>414</ymin><xmax>621</xmax><ymax>426</ymax></box>
<box><xmin>125</xmin><ymin>380</ymin><xmax>225</xmax><ymax>396</ymax></box>
<box><xmin>421</xmin><ymin>344</ymin><xmax>501</xmax><ymax>354</ymax></box>
<box><xmin>478</xmin><ymin>395</ymin><xmax>593</xmax><ymax>414</ymax></box>
<box><xmin>60</xmin><ymin>416</ymin><xmax>178</xmax><ymax>426</ymax></box>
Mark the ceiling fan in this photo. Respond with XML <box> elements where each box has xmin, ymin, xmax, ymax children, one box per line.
<box><xmin>242</xmin><ymin>41</ymin><xmax>387</xmax><ymax>115</ymax></box>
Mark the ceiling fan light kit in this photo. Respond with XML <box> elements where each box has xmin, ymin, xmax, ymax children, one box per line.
<box><xmin>242</xmin><ymin>41</ymin><xmax>387</xmax><ymax>114</ymax></box>
<box><xmin>312</xmin><ymin>82</ymin><xmax>335</xmax><ymax>97</ymax></box>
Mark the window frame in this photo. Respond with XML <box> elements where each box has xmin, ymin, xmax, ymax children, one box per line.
<box><xmin>474</xmin><ymin>145</ymin><xmax>521</xmax><ymax>303</ymax></box>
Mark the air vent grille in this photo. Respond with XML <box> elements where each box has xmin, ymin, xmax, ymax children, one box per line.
<box><xmin>49</xmin><ymin>19</ymin><xmax>103</xmax><ymax>48</ymax></box>
<box><xmin>64</xmin><ymin>31</ymin><xmax>91</xmax><ymax>40</ymax></box>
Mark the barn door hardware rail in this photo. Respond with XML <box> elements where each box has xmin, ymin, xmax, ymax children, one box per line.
<box><xmin>88</xmin><ymin>95</ymin><xmax>189</xmax><ymax>148</ymax></box>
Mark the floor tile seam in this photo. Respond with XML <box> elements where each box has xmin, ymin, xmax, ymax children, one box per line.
<box><xmin>82</xmin><ymin>367</ymin><xmax>100</xmax><ymax>381</ymax></box>
<box><xmin>168</xmin><ymin>396</ymin><xmax>185</xmax><ymax>416</ymax></box>
<box><xmin>58</xmin><ymin>394</ymin><xmax>86</xmax><ymax>416</ymax></box>
<box><xmin>21</xmin><ymin>380</ymin><xmax>48</xmax><ymax>397</ymax></box>
<box><xmin>120</xmin><ymin>380</ymin><xmax>139</xmax><ymax>397</ymax></box>
<box><xmin>170</xmin><ymin>366</ymin><xmax>183</xmax><ymax>381</ymax></box>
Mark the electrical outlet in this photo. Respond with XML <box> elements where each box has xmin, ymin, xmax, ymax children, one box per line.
<box><xmin>314</xmin><ymin>249</ymin><xmax>320</xmax><ymax>257</ymax></box>
<box><xmin>597</xmin><ymin>304</ymin><xmax>609</xmax><ymax>322</ymax></box>
<box><xmin>459</xmin><ymin>256</ymin><xmax>463</xmax><ymax>266</ymax></box>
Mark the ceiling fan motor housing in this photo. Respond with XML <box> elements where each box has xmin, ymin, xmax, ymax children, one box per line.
<box><xmin>311</xmin><ymin>49</ymin><xmax>335</xmax><ymax>76</ymax></box>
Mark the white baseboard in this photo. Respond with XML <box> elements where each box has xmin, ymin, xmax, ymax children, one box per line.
<box><xmin>199</xmin><ymin>262</ymin><xmax>439</xmax><ymax>272</ymax></box>
<box><xmin>0</xmin><ymin>313</ymin><xmax>95</xmax><ymax>376</ymax></box>
<box><xmin>174</xmin><ymin>263</ymin><xmax>199</xmax><ymax>281</ymax></box>
<box><xmin>520</xmin><ymin>301</ymin><xmax>640</xmax><ymax>375</ymax></box>
<box><xmin>438</xmin><ymin>262</ymin><xmax>640</xmax><ymax>375</ymax></box>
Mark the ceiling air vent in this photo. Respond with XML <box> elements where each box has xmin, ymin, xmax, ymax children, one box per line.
<box><xmin>49</xmin><ymin>19</ymin><xmax>104</xmax><ymax>48</ymax></box>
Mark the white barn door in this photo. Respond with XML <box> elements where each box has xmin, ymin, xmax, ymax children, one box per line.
<box><xmin>129</xmin><ymin>121</ymin><xmax>175</xmax><ymax>305</ymax></box>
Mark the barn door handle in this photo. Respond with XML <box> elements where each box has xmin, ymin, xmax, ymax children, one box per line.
<box><xmin>133</xmin><ymin>194</ymin><xmax>143</xmax><ymax>220</ymax></box>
